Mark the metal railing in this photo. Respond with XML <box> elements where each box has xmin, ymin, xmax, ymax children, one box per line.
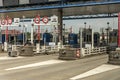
<box><xmin>82</xmin><ymin>47</ymin><xmax>107</xmax><ymax>56</ymax></box>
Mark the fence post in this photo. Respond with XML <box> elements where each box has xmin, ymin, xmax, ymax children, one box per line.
<box><xmin>81</xmin><ymin>48</ymin><xmax>85</xmax><ymax>57</ymax></box>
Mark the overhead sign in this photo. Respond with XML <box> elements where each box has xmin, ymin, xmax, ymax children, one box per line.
<box><xmin>14</xmin><ymin>18</ymin><xmax>20</xmax><ymax>25</ymax></box>
<box><xmin>34</xmin><ymin>15</ymin><xmax>40</xmax><ymax>24</ymax></box>
<box><xmin>42</xmin><ymin>16</ymin><xmax>48</xmax><ymax>24</ymax></box>
<box><xmin>50</xmin><ymin>15</ymin><xmax>58</xmax><ymax>25</ymax></box>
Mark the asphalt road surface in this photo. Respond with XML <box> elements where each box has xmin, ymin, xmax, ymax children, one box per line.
<box><xmin>0</xmin><ymin>53</ymin><xmax>120</xmax><ymax>80</ymax></box>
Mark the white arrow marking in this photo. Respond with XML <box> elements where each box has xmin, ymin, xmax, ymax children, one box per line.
<box><xmin>5</xmin><ymin>60</ymin><xmax>65</xmax><ymax>71</ymax></box>
<box><xmin>70</xmin><ymin>64</ymin><xmax>120</xmax><ymax>80</ymax></box>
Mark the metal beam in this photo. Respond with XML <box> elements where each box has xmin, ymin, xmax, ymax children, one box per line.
<box><xmin>0</xmin><ymin>1</ymin><xmax>120</xmax><ymax>13</ymax></box>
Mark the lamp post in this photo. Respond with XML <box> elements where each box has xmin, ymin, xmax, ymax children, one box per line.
<box><xmin>22</xmin><ymin>16</ymin><xmax>25</xmax><ymax>45</ymax></box>
<box><xmin>84</xmin><ymin>22</ymin><xmax>87</xmax><ymax>42</ymax></box>
<box><xmin>80</xmin><ymin>27</ymin><xmax>83</xmax><ymax>57</ymax></box>
<box><xmin>31</xmin><ymin>23</ymin><xmax>34</xmax><ymax>44</ymax></box>
<box><xmin>106</xmin><ymin>22</ymin><xmax>110</xmax><ymax>45</ymax></box>
<box><xmin>63</xmin><ymin>24</ymin><xmax>65</xmax><ymax>44</ymax></box>
<box><xmin>84</xmin><ymin>22</ymin><xmax>86</xmax><ymax>29</ymax></box>
<box><xmin>53</xmin><ymin>25</ymin><xmax>57</xmax><ymax>45</ymax></box>
<box><xmin>25</xmin><ymin>24</ymin><xmax>27</xmax><ymax>43</ymax></box>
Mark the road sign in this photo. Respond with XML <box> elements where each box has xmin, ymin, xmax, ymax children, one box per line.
<box><xmin>7</xmin><ymin>17</ymin><xmax>12</xmax><ymax>25</ymax></box>
<box><xmin>34</xmin><ymin>15</ymin><xmax>40</xmax><ymax>24</ymax></box>
<box><xmin>1</xmin><ymin>19</ymin><xmax>6</xmax><ymax>25</ymax></box>
<box><xmin>51</xmin><ymin>15</ymin><xmax>58</xmax><ymax>25</ymax></box>
<box><xmin>42</xmin><ymin>16</ymin><xmax>48</xmax><ymax>24</ymax></box>
<box><xmin>14</xmin><ymin>18</ymin><xmax>20</xmax><ymax>25</ymax></box>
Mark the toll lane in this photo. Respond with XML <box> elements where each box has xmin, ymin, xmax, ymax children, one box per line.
<box><xmin>0</xmin><ymin>54</ymin><xmax>117</xmax><ymax>80</ymax></box>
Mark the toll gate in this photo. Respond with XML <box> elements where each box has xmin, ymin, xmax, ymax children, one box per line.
<box><xmin>0</xmin><ymin>0</ymin><xmax>119</xmax><ymax>63</ymax></box>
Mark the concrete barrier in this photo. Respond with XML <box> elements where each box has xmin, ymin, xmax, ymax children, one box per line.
<box><xmin>59</xmin><ymin>47</ymin><xmax>107</xmax><ymax>60</ymax></box>
<box><xmin>108</xmin><ymin>51</ymin><xmax>120</xmax><ymax>65</ymax></box>
<box><xmin>59</xmin><ymin>48</ymin><xmax>80</xmax><ymax>60</ymax></box>
<box><xmin>8</xmin><ymin>51</ymin><xmax>18</xmax><ymax>57</ymax></box>
<box><xmin>0</xmin><ymin>45</ymin><xmax>2</xmax><ymax>53</ymax></box>
<box><xmin>19</xmin><ymin>46</ymin><xmax>34</xmax><ymax>56</ymax></box>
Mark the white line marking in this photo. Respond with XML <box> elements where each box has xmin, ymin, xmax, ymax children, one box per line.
<box><xmin>70</xmin><ymin>64</ymin><xmax>120</xmax><ymax>80</ymax></box>
<box><xmin>5</xmin><ymin>60</ymin><xmax>65</xmax><ymax>71</ymax></box>
<box><xmin>0</xmin><ymin>56</ymin><xmax>23</xmax><ymax>60</ymax></box>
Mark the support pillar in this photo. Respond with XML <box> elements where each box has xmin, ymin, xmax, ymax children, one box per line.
<box><xmin>92</xmin><ymin>29</ymin><xmax>94</xmax><ymax>49</ymax></box>
<box><xmin>58</xmin><ymin>9</ymin><xmax>63</xmax><ymax>43</ymax></box>
<box><xmin>118</xmin><ymin>12</ymin><xmax>120</xmax><ymax>47</ymax></box>
<box><xmin>31</xmin><ymin>25</ymin><xmax>34</xmax><ymax>44</ymax></box>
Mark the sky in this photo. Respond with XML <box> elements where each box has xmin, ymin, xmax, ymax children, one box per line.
<box><xmin>63</xmin><ymin>17</ymin><xmax>118</xmax><ymax>33</ymax></box>
<box><xmin>41</xmin><ymin>17</ymin><xmax>118</xmax><ymax>33</ymax></box>
<box><xmin>1</xmin><ymin>17</ymin><xmax>118</xmax><ymax>34</ymax></box>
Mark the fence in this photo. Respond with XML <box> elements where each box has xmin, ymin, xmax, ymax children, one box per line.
<box><xmin>82</xmin><ymin>47</ymin><xmax>107</xmax><ymax>57</ymax></box>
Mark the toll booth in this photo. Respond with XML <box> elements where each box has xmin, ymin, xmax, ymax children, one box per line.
<box><xmin>68</xmin><ymin>33</ymin><xmax>78</xmax><ymax>45</ymax></box>
<box><xmin>2</xmin><ymin>34</ymin><xmax>5</xmax><ymax>43</ymax></box>
<box><xmin>17</xmin><ymin>34</ymin><xmax>23</xmax><ymax>41</ymax></box>
<box><xmin>43</xmin><ymin>33</ymin><xmax>53</xmax><ymax>45</ymax></box>
<box><xmin>82</xmin><ymin>28</ymin><xmax>92</xmax><ymax>47</ymax></box>
<box><xmin>17</xmin><ymin>33</ymin><xmax>25</xmax><ymax>44</ymax></box>
<box><xmin>94</xmin><ymin>32</ymin><xmax>100</xmax><ymax>47</ymax></box>
<box><xmin>109</xmin><ymin>29</ymin><xmax>117</xmax><ymax>47</ymax></box>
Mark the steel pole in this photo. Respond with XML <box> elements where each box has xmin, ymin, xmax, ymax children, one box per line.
<box><xmin>92</xmin><ymin>29</ymin><xmax>94</xmax><ymax>49</ymax></box>
<box><xmin>31</xmin><ymin>24</ymin><xmax>34</xmax><ymax>44</ymax></box>
<box><xmin>80</xmin><ymin>28</ymin><xmax>82</xmax><ymax>49</ymax></box>
<box><xmin>118</xmin><ymin>13</ymin><xmax>120</xmax><ymax>47</ymax></box>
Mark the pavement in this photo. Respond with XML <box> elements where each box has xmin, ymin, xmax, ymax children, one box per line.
<box><xmin>0</xmin><ymin>52</ymin><xmax>8</xmax><ymax>56</ymax></box>
<box><xmin>0</xmin><ymin>53</ymin><xmax>120</xmax><ymax>80</ymax></box>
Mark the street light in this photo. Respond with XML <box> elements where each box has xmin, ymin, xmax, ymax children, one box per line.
<box><xmin>106</xmin><ymin>22</ymin><xmax>110</xmax><ymax>45</ymax></box>
<box><xmin>63</xmin><ymin>24</ymin><xmax>65</xmax><ymax>44</ymax></box>
<box><xmin>84</xmin><ymin>22</ymin><xmax>87</xmax><ymax>42</ymax></box>
<box><xmin>22</xmin><ymin>16</ymin><xmax>25</xmax><ymax>45</ymax></box>
<box><xmin>84</xmin><ymin>22</ymin><xmax>86</xmax><ymax>29</ymax></box>
<box><xmin>31</xmin><ymin>23</ymin><xmax>34</xmax><ymax>44</ymax></box>
<box><xmin>24</xmin><ymin>24</ymin><xmax>28</xmax><ymax>43</ymax></box>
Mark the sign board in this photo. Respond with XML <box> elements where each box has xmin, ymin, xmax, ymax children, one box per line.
<box><xmin>34</xmin><ymin>15</ymin><xmax>40</xmax><ymax>24</ymax></box>
<box><xmin>7</xmin><ymin>18</ymin><xmax>12</xmax><ymax>25</ymax></box>
<box><xmin>6</xmin><ymin>16</ymin><xmax>12</xmax><ymax>25</ymax></box>
<box><xmin>85</xmin><ymin>44</ymin><xmax>91</xmax><ymax>48</ymax></box>
<box><xmin>0</xmin><ymin>16</ymin><xmax>12</xmax><ymax>26</ymax></box>
<box><xmin>42</xmin><ymin>16</ymin><xmax>48</xmax><ymax>24</ymax></box>
<box><xmin>1</xmin><ymin>19</ymin><xmax>6</xmax><ymax>25</ymax></box>
<box><xmin>14</xmin><ymin>18</ymin><xmax>20</xmax><ymax>25</ymax></box>
<box><xmin>49</xmin><ymin>42</ymin><xmax>56</xmax><ymax>46</ymax></box>
<box><xmin>50</xmin><ymin>15</ymin><xmax>58</xmax><ymax>25</ymax></box>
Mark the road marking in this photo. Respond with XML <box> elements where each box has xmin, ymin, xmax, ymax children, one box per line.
<box><xmin>5</xmin><ymin>60</ymin><xmax>65</xmax><ymax>71</ymax></box>
<box><xmin>0</xmin><ymin>56</ymin><xmax>23</xmax><ymax>60</ymax></box>
<box><xmin>70</xmin><ymin>64</ymin><xmax>120</xmax><ymax>80</ymax></box>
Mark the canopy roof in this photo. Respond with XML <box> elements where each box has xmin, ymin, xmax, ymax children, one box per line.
<box><xmin>0</xmin><ymin>1</ymin><xmax>120</xmax><ymax>18</ymax></box>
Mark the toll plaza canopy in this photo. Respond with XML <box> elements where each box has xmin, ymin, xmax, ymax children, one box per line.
<box><xmin>0</xmin><ymin>0</ymin><xmax>120</xmax><ymax>18</ymax></box>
